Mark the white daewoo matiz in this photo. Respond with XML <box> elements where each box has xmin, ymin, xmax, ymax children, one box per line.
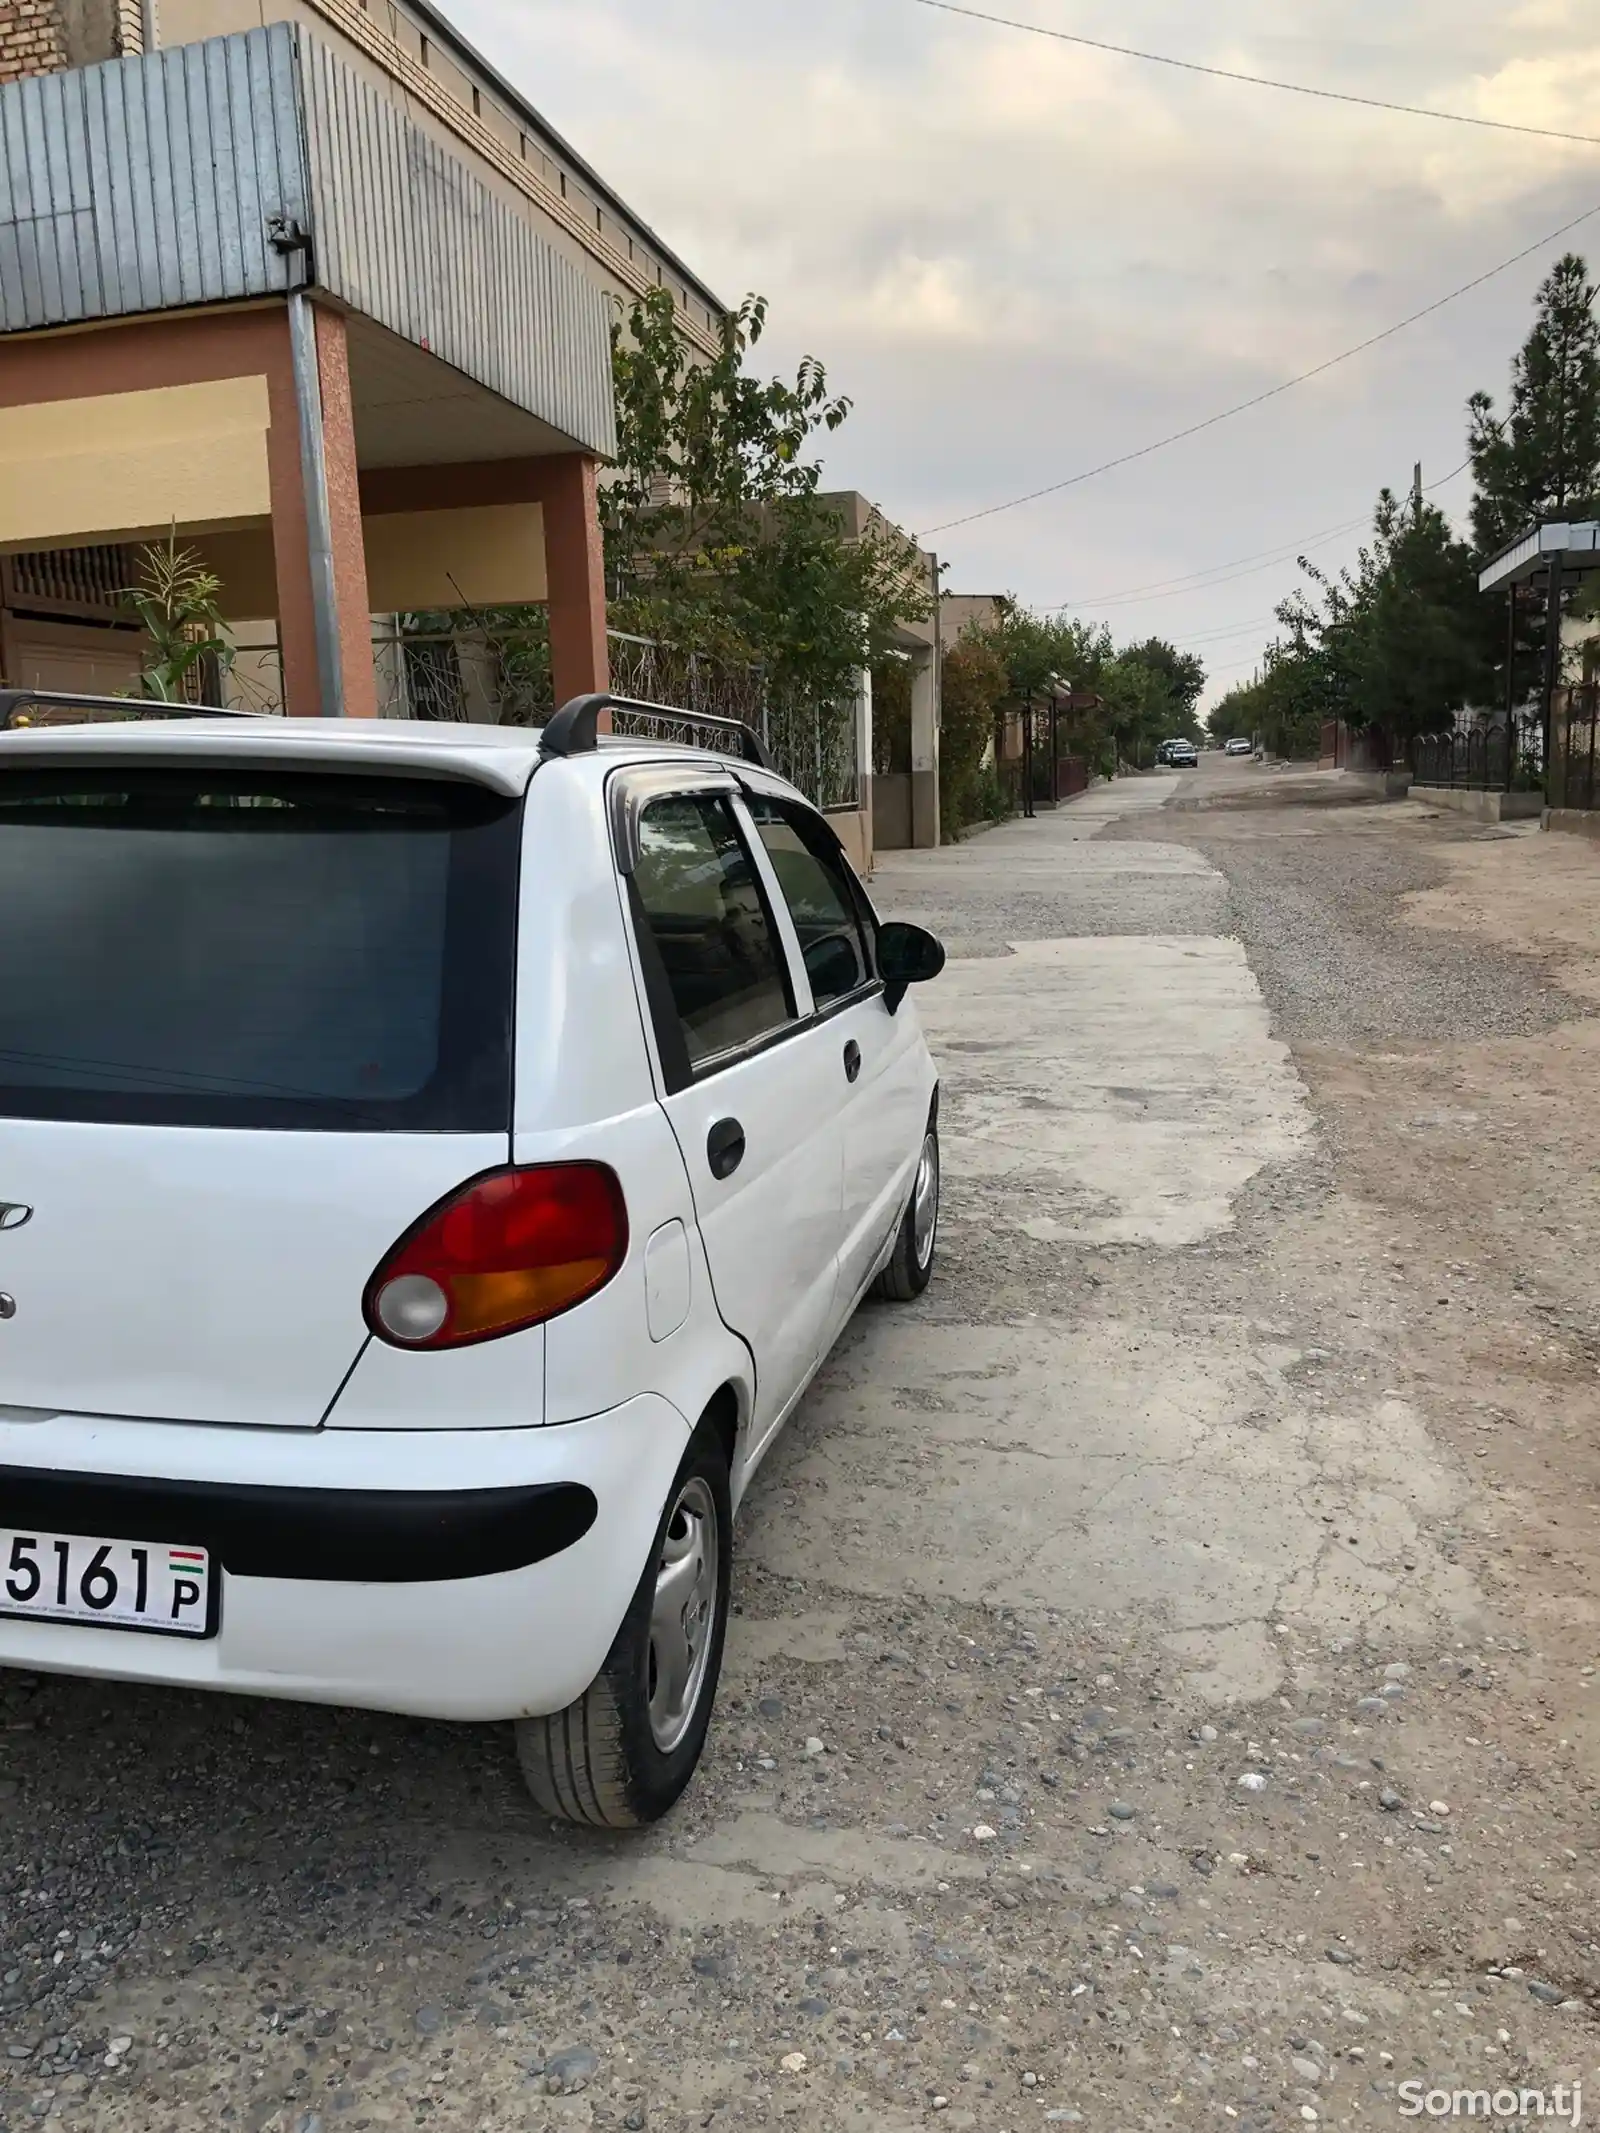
<box><xmin>0</xmin><ymin>691</ymin><xmax>944</xmax><ymax>1827</ymax></box>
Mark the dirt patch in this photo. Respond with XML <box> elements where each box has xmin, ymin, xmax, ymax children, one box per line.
<box><xmin>1155</xmin><ymin>809</ymin><xmax>1600</xmax><ymax>1777</ymax></box>
<box><xmin>1404</xmin><ymin>827</ymin><xmax>1600</xmax><ymax>1007</ymax></box>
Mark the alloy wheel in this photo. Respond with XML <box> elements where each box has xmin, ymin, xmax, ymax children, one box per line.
<box><xmin>647</xmin><ymin>1475</ymin><xmax>720</xmax><ymax>1753</ymax></box>
<box><xmin>912</xmin><ymin>1130</ymin><xmax>940</xmax><ymax>1271</ymax></box>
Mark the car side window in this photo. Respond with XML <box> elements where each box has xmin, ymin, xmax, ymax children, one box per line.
<box><xmin>632</xmin><ymin>791</ymin><xmax>797</xmax><ymax>1070</ymax></box>
<box><xmin>744</xmin><ymin>793</ymin><xmax>875</xmax><ymax>1010</ymax></box>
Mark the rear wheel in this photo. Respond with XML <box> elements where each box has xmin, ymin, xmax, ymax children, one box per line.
<box><xmin>515</xmin><ymin>1421</ymin><xmax>731</xmax><ymax>1828</ymax></box>
<box><xmin>874</xmin><ymin>1123</ymin><xmax>939</xmax><ymax>1302</ymax></box>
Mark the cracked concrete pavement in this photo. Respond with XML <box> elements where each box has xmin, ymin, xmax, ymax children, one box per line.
<box><xmin>3</xmin><ymin>764</ymin><xmax>1596</xmax><ymax>2133</ymax></box>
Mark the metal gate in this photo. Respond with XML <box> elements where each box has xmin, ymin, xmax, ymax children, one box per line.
<box><xmin>1551</xmin><ymin>686</ymin><xmax>1600</xmax><ymax>811</ymax></box>
<box><xmin>1409</xmin><ymin>713</ymin><xmax>1542</xmax><ymax>794</ymax></box>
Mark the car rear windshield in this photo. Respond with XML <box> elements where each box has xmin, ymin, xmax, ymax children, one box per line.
<box><xmin>0</xmin><ymin>767</ymin><xmax>521</xmax><ymax>1131</ymax></box>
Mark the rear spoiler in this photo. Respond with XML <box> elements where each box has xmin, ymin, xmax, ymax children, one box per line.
<box><xmin>0</xmin><ymin>691</ymin><xmax>264</xmax><ymax>732</ymax></box>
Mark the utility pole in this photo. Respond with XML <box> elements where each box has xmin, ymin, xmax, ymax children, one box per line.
<box><xmin>1412</xmin><ymin>463</ymin><xmax>1424</xmax><ymax>522</ymax></box>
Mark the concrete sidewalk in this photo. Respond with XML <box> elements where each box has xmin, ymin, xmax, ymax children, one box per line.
<box><xmin>781</xmin><ymin>782</ymin><xmax>1473</xmax><ymax>1702</ymax></box>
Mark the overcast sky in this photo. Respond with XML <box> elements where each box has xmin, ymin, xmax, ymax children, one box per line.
<box><xmin>453</xmin><ymin>0</ymin><xmax>1599</xmax><ymax>701</ymax></box>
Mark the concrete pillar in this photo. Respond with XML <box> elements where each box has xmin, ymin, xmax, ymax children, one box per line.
<box><xmin>310</xmin><ymin>305</ymin><xmax>378</xmax><ymax>719</ymax></box>
<box><xmin>263</xmin><ymin>320</ymin><xmax>324</xmax><ymax>722</ymax></box>
<box><xmin>359</xmin><ymin>450</ymin><xmax>609</xmax><ymax>712</ymax></box>
<box><xmin>537</xmin><ymin>452</ymin><xmax>609</xmax><ymax>707</ymax></box>
<box><xmin>0</xmin><ymin>305</ymin><xmax>337</xmax><ymax>716</ymax></box>
<box><xmin>852</xmin><ymin>666</ymin><xmax>874</xmax><ymax>875</ymax></box>
<box><xmin>909</xmin><ymin>648</ymin><xmax>939</xmax><ymax>848</ymax></box>
<box><xmin>908</xmin><ymin>549</ymin><xmax>941</xmax><ymax>847</ymax></box>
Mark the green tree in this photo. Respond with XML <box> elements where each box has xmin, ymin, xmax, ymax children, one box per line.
<box><xmin>1122</xmin><ymin>638</ymin><xmax>1207</xmax><ymax>734</ymax></box>
<box><xmin>603</xmin><ymin>287</ymin><xmax>927</xmax><ymax>699</ymax></box>
<box><xmin>1100</xmin><ymin>651</ymin><xmax>1176</xmax><ymax>769</ymax></box>
<box><xmin>977</xmin><ymin>605</ymin><xmax>1110</xmax><ymax>701</ymax></box>
<box><xmin>1276</xmin><ymin>486</ymin><xmax>1492</xmax><ymax>742</ymax></box>
<box><xmin>1097</xmin><ymin>638</ymin><xmax>1209</xmax><ymax>763</ymax></box>
<box><xmin>1469</xmin><ymin>254</ymin><xmax>1600</xmax><ymax>558</ymax></box>
<box><xmin>963</xmin><ymin>604</ymin><xmax>1120</xmax><ymax>787</ymax></box>
<box><xmin>1208</xmin><ymin>651</ymin><xmax>1324</xmax><ymax>758</ymax></box>
<box><xmin>938</xmin><ymin>633</ymin><xmax>1011</xmax><ymax>836</ymax></box>
<box><xmin>1468</xmin><ymin>255</ymin><xmax>1600</xmax><ymax>707</ymax></box>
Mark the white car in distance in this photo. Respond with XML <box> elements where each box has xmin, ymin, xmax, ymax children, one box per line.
<box><xmin>0</xmin><ymin>690</ymin><xmax>945</xmax><ymax>1828</ymax></box>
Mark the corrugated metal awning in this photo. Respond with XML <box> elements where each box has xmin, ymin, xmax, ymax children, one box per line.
<box><xmin>1479</xmin><ymin>521</ymin><xmax>1600</xmax><ymax>593</ymax></box>
<box><xmin>0</xmin><ymin>24</ymin><xmax>616</xmax><ymax>460</ymax></box>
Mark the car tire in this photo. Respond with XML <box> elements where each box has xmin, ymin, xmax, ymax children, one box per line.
<box><xmin>515</xmin><ymin>1418</ymin><xmax>732</xmax><ymax>1829</ymax></box>
<box><xmin>874</xmin><ymin>1122</ymin><xmax>940</xmax><ymax>1302</ymax></box>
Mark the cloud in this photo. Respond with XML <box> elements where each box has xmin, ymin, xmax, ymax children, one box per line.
<box><xmin>451</xmin><ymin>0</ymin><xmax>1600</xmax><ymax>699</ymax></box>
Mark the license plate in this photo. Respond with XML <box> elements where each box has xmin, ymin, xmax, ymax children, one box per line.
<box><xmin>0</xmin><ymin>1528</ymin><xmax>215</xmax><ymax>1639</ymax></box>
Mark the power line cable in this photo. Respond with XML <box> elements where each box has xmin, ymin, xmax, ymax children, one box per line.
<box><xmin>908</xmin><ymin>0</ymin><xmax>1600</xmax><ymax>151</ymax></box>
<box><xmin>1203</xmin><ymin>649</ymin><xmax>1279</xmax><ymax>681</ymax></box>
<box><xmin>919</xmin><ymin>199</ymin><xmax>1600</xmax><ymax>535</ymax></box>
<box><xmin>1077</xmin><ymin>460</ymin><xmax>1477</xmax><ymax>669</ymax></box>
<box><xmin>1171</xmin><ymin>615</ymin><xmax>1284</xmax><ymax>645</ymax></box>
<box><xmin>1062</xmin><ymin>516</ymin><xmax>1368</xmax><ymax>607</ymax></box>
<box><xmin>1058</xmin><ymin>459</ymin><xmax>1473</xmax><ymax>611</ymax></box>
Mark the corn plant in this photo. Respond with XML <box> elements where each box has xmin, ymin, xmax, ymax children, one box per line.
<box><xmin>120</xmin><ymin>534</ymin><xmax>234</xmax><ymax>704</ymax></box>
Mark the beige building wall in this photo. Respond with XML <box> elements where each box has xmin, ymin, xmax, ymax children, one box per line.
<box><xmin>197</xmin><ymin>502</ymin><xmax>548</xmax><ymax>621</ymax></box>
<box><xmin>0</xmin><ymin>377</ymin><xmax>273</xmax><ymax>551</ymax></box>
<box><xmin>940</xmin><ymin>592</ymin><xmax>1005</xmax><ymax>648</ymax></box>
<box><xmin>363</xmin><ymin>502</ymin><xmax>547</xmax><ymax>611</ymax></box>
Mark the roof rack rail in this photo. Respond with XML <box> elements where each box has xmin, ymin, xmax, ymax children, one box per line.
<box><xmin>539</xmin><ymin>692</ymin><xmax>774</xmax><ymax>769</ymax></box>
<box><xmin>0</xmin><ymin>691</ymin><xmax>266</xmax><ymax>732</ymax></box>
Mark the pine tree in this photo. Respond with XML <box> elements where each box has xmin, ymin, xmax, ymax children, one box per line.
<box><xmin>1468</xmin><ymin>253</ymin><xmax>1600</xmax><ymax>559</ymax></box>
<box><xmin>1275</xmin><ymin>487</ymin><xmax>1493</xmax><ymax>741</ymax></box>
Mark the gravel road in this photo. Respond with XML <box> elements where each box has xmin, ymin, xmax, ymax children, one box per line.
<box><xmin>1099</xmin><ymin>798</ymin><xmax>1575</xmax><ymax>1045</ymax></box>
<box><xmin>2</xmin><ymin>767</ymin><xmax>1596</xmax><ymax>2133</ymax></box>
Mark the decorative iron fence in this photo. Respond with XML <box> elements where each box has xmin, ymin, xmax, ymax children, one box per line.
<box><xmin>606</xmin><ymin>633</ymin><xmax>858</xmax><ymax>810</ymax></box>
<box><xmin>222</xmin><ymin>618</ymin><xmax>861</xmax><ymax>812</ymax></box>
<box><xmin>1409</xmin><ymin>714</ymin><xmax>1543</xmax><ymax>794</ymax></box>
<box><xmin>1552</xmin><ymin>686</ymin><xmax>1600</xmax><ymax>812</ymax></box>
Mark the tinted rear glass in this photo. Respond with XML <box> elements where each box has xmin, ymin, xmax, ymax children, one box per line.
<box><xmin>0</xmin><ymin>768</ymin><xmax>521</xmax><ymax>1130</ymax></box>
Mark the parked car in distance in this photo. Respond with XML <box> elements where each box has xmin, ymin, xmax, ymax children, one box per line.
<box><xmin>1224</xmin><ymin>735</ymin><xmax>1255</xmax><ymax>757</ymax></box>
<box><xmin>0</xmin><ymin>689</ymin><xmax>947</xmax><ymax>1829</ymax></box>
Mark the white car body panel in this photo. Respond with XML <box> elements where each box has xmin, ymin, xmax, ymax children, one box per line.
<box><xmin>830</xmin><ymin>988</ymin><xmax>932</xmax><ymax>1315</ymax></box>
<box><xmin>0</xmin><ymin>1122</ymin><xmax>505</xmax><ymax>1429</ymax></box>
<box><xmin>0</xmin><ymin>716</ymin><xmax>542</xmax><ymax>794</ymax></box>
<box><xmin>0</xmin><ymin>1394</ymin><xmax>691</xmax><ymax>1719</ymax></box>
<box><xmin>0</xmin><ymin>716</ymin><xmax>938</xmax><ymax>1725</ymax></box>
<box><xmin>652</xmin><ymin>1027</ymin><xmax>845</xmax><ymax>1454</ymax></box>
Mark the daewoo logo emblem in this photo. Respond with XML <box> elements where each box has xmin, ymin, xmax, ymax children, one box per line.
<box><xmin>0</xmin><ymin>1205</ymin><xmax>32</xmax><ymax>1231</ymax></box>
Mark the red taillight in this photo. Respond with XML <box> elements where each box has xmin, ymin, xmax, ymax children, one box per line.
<box><xmin>364</xmin><ymin>1165</ymin><xmax>628</xmax><ymax>1350</ymax></box>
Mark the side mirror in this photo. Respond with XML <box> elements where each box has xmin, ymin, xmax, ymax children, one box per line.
<box><xmin>878</xmin><ymin>921</ymin><xmax>946</xmax><ymax>1013</ymax></box>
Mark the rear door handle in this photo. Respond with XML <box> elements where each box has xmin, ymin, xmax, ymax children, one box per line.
<box><xmin>843</xmin><ymin>1039</ymin><xmax>862</xmax><ymax>1084</ymax></box>
<box><xmin>707</xmin><ymin>1117</ymin><xmax>746</xmax><ymax>1180</ymax></box>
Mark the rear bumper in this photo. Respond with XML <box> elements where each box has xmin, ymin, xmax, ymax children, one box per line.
<box><xmin>0</xmin><ymin>1395</ymin><xmax>693</xmax><ymax>1721</ymax></box>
